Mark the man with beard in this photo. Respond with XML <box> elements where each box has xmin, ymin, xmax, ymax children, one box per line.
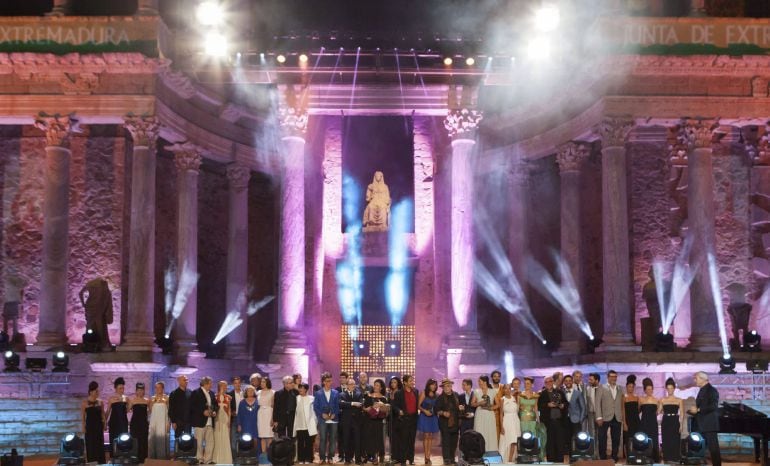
<box><xmin>537</xmin><ymin>376</ymin><xmax>567</xmax><ymax>462</ymax></box>
<box><xmin>435</xmin><ymin>379</ymin><xmax>461</xmax><ymax>465</ymax></box>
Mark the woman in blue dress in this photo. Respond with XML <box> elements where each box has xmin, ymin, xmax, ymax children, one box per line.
<box><xmin>417</xmin><ymin>378</ymin><xmax>439</xmax><ymax>464</ymax></box>
<box><xmin>237</xmin><ymin>385</ymin><xmax>259</xmax><ymax>455</ymax></box>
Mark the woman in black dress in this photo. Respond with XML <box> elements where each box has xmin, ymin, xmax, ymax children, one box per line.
<box><xmin>363</xmin><ymin>379</ymin><xmax>390</xmax><ymax>465</ymax></box>
<box><xmin>386</xmin><ymin>376</ymin><xmax>402</xmax><ymax>457</ymax></box>
<box><xmin>106</xmin><ymin>377</ymin><xmax>129</xmax><ymax>453</ymax></box>
<box><xmin>129</xmin><ymin>382</ymin><xmax>149</xmax><ymax>463</ymax></box>
<box><xmin>639</xmin><ymin>378</ymin><xmax>660</xmax><ymax>462</ymax></box>
<box><xmin>622</xmin><ymin>375</ymin><xmax>639</xmax><ymax>458</ymax></box>
<box><xmin>82</xmin><ymin>381</ymin><xmax>106</xmax><ymax>464</ymax></box>
<box><xmin>660</xmin><ymin>378</ymin><xmax>684</xmax><ymax>462</ymax></box>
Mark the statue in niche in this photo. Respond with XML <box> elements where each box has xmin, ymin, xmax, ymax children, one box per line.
<box><xmin>363</xmin><ymin>170</ymin><xmax>391</xmax><ymax>232</ymax></box>
<box><xmin>726</xmin><ymin>283</ymin><xmax>752</xmax><ymax>351</ymax></box>
<box><xmin>79</xmin><ymin>278</ymin><xmax>114</xmax><ymax>350</ymax></box>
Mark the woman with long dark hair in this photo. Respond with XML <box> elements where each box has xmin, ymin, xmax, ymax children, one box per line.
<box><xmin>660</xmin><ymin>378</ymin><xmax>684</xmax><ymax>462</ymax></box>
<box><xmin>472</xmin><ymin>375</ymin><xmax>499</xmax><ymax>451</ymax></box>
<box><xmin>82</xmin><ymin>381</ymin><xmax>106</xmax><ymax>464</ymax></box>
<box><xmin>363</xmin><ymin>379</ymin><xmax>389</xmax><ymax>464</ymax></box>
<box><xmin>417</xmin><ymin>379</ymin><xmax>439</xmax><ymax>464</ymax></box>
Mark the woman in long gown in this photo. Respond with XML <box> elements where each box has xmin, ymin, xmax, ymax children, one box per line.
<box><xmin>237</xmin><ymin>386</ymin><xmax>259</xmax><ymax>455</ymax></box>
<box><xmin>82</xmin><ymin>381</ymin><xmax>106</xmax><ymax>464</ymax></box>
<box><xmin>472</xmin><ymin>375</ymin><xmax>499</xmax><ymax>452</ymax></box>
<box><xmin>639</xmin><ymin>378</ymin><xmax>661</xmax><ymax>462</ymax></box>
<box><xmin>129</xmin><ymin>383</ymin><xmax>149</xmax><ymax>463</ymax></box>
<box><xmin>660</xmin><ymin>377</ymin><xmax>684</xmax><ymax>462</ymax></box>
<box><xmin>106</xmin><ymin>377</ymin><xmax>129</xmax><ymax>456</ymax></box>
<box><xmin>417</xmin><ymin>379</ymin><xmax>439</xmax><ymax>464</ymax></box>
<box><xmin>363</xmin><ymin>379</ymin><xmax>390</xmax><ymax>465</ymax></box>
<box><xmin>148</xmin><ymin>381</ymin><xmax>170</xmax><ymax>459</ymax></box>
<box><xmin>499</xmin><ymin>384</ymin><xmax>521</xmax><ymax>462</ymax></box>
<box><xmin>518</xmin><ymin>377</ymin><xmax>545</xmax><ymax>461</ymax></box>
<box><xmin>257</xmin><ymin>378</ymin><xmax>275</xmax><ymax>454</ymax></box>
<box><xmin>623</xmin><ymin>375</ymin><xmax>640</xmax><ymax>458</ymax></box>
<box><xmin>213</xmin><ymin>380</ymin><xmax>233</xmax><ymax>464</ymax></box>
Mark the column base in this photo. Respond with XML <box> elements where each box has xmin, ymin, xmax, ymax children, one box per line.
<box><xmin>31</xmin><ymin>332</ymin><xmax>67</xmax><ymax>351</ymax></box>
<box><xmin>225</xmin><ymin>343</ymin><xmax>252</xmax><ymax>360</ymax></box>
<box><xmin>118</xmin><ymin>331</ymin><xmax>156</xmax><ymax>352</ymax></box>
<box><xmin>445</xmin><ymin>330</ymin><xmax>489</xmax><ymax>381</ymax></box>
<box><xmin>269</xmin><ymin>330</ymin><xmax>310</xmax><ymax>377</ymax></box>
<box><xmin>688</xmin><ymin>333</ymin><xmax>724</xmax><ymax>352</ymax></box>
<box><xmin>595</xmin><ymin>333</ymin><xmax>641</xmax><ymax>352</ymax></box>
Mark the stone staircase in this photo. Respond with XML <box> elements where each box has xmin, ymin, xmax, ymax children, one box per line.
<box><xmin>0</xmin><ymin>398</ymin><xmax>82</xmax><ymax>456</ymax></box>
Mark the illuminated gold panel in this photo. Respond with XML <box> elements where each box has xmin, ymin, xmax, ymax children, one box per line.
<box><xmin>340</xmin><ymin>325</ymin><xmax>415</xmax><ymax>375</ymax></box>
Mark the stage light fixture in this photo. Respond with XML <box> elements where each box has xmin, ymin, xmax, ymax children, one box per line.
<box><xmin>655</xmin><ymin>331</ymin><xmax>676</xmax><ymax>352</ymax></box>
<box><xmin>570</xmin><ymin>431</ymin><xmax>594</xmax><ymax>462</ymax></box>
<box><xmin>58</xmin><ymin>433</ymin><xmax>84</xmax><ymax>465</ymax></box>
<box><xmin>276</xmin><ymin>54</ymin><xmax>286</xmax><ymax>64</ymax></box>
<box><xmin>234</xmin><ymin>433</ymin><xmax>257</xmax><ymax>465</ymax></box>
<box><xmin>267</xmin><ymin>436</ymin><xmax>295</xmax><ymax>466</ymax></box>
<box><xmin>443</xmin><ymin>57</ymin><xmax>453</xmax><ymax>66</ymax></box>
<box><xmin>175</xmin><ymin>433</ymin><xmax>197</xmax><ymax>464</ymax></box>
<box><xmin>299</xmin><ymin>53</ymin><xmax>308</xmax><ymax>63</ymax></box>
<box><xmin>155</xmin><ymin>336</ymin><xmax>173</xmax><ymax>355</ymax></box>
<box><xmin>52</xmin><ymin>351</ymin><xmax>69</xmax><ymax>372</ymax></box>
<box><xmin>719</xmin><ymin>354</ymin><xmax>736</xmax><ymax>374</ymax></box>
<box><xmin>353</xmin><ymin>340</ymin><xmax>370</xmax><ymax>357</ymax></box>
<box><xmin>744</xmin><ymin>330</ymin><xmax>762</xmax><ymax>352</ymax></box>
<box><xmin>516</xmin><ymin>431</ymin><xmax>540</xmax><ymax>464</ymax></box>
<box><xmin>82</xmin><ymin>329</ymin><xmax>99</xmax><ymax>353</ymax></box>
<box><xmin>384</xmin><ymin>340</ymin><xmax>401</xmax><ymax>357</ymax></box>
<box><xmin>465</xmin><ymin>57</ymin><xmax>475</xmax><ymax>66</ymax></box>
<box><xmin>627</xmin><ymin>432</ymin><xmax>653</xmax><ymax>465</ymax></box>
<box><xmin>203</xmin><ymin>32</ymin><xmax>228</xmax><ymax>57</ymax></box>
<box><xmin>682</xmin><ymin>432</ymin><xmax>706</xmax><ymax>465</ymax></box>
<box><xmin>196</xmin><ymin>1</ymin><xmax>224</xmax><ymax>26</ymax></box>
<box><xmin>112</xmin><ymin>432</ymin><xmax>138</xmax><ymax>464</ymax></box>
<box><xmin>534</xmin><ymin>4</ymin><xmax>560</xmax><ymax>32</ymax></box>
<box><xmin>459</xmin><ymin>430</ymin><xmax>485</xmax><ymax>463</ymax></box>
<box><xmin>4</xmin><ymin>350</ymin><xmax>20</xmax><ymax>372</ymax></box>
<box><xmin>26</xmin><ymin>357</ymin><xmax>47</xmax><ymax>372</ymax></box>
<box><xmin>746</xmin><ymin>359</ymin><xmax>768</xmax><ymax>373</ymax></box>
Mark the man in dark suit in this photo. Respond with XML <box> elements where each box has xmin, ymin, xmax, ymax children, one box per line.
<box><xmin>391</xmin><ymin>374</ymin><xmax>419</xmax><ymax>465</ymax></box>
<box><xmin>169</xmin><ymin>375</ymin><xmax>192</xmax><ymax>436</ymax></box>
<box><xmin>689</xmin><ymin>371</ymin><xmax>721</xmax><ymax>466</ymax></box>
<box><xmin>538</xmin><ymin>375</ymin><xmax>568</xmax><ymax>462</ymax></box>
<box><xmin>228</xmin><ymin>376</ymin><xmax>244</xmax><ymax>453</ymax></box>
<box><xmin>274</xmin><ymin>375</ymin><xmax>298</xmax><ymax>438</ymax></box>
<box><xmin>339</xmin><ymin>378</ymin><xmax>364</xmax><ymax>464</ymax></box>
<box><xmin>435</xmin><ymin>378</ymin><xmax>461</xmax><ymax>465</ymax></box>
<box><xmin>190</xmin><ymin>376</ymin><xmax>218</xmax><ymax>464</ymax></box>
<box><xmin>457</xmin><ymin>378</ymin><xmax>476</xmax><ymax>434</ymax></box>
<box><xmin>336</xmin><ymin>372</ymin><xmax>349</xmax><ymax>462</ymax></box>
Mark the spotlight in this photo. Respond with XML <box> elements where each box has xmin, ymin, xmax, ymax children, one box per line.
<box><xmin>203</xmin><ymin>31</ymin><xmax>228</xmax><ymax>57</ymax></box>
<box><xmin>196</xmin><ymin>1</ymin><xmax>224</xmax><ymax>26</ymax></box>
<box><xmin>298</xmin><ymin>53</ymin><xmax>308</xmax><ymax>64</ymax></box>
<box><xmin>82</xmin><ymin>329</ymin><xmax>99</xmax><ymax>353</ymax></box>
<box><xmin>267</xmin><ymin>436</ymin><xmax>295</xmax><ymax>466</ymax></box>
<box><xmin>627</xmin><ymin>432</ymin><xmax>653</xmax><ymax>465</ymax></box>
<box><xmin>155</xmin><ymin>336</ymin><xmax>173</xmax><ymax>355</ymax></box>
<box><xmin>52</xmin><ymin>351</ymin><xmax>69</xmax><ymax>372</ymax></box>
<box><xmin>175</xmin><ymin>433</ymin><xmax>197</xmax><ymax>464</ymax></box>
<box><xmin>465</xmin><ymin>57</ymin><xmax>475</xmax><ymax>66</ymax></box>
<box><xmin>744</xmin><ymin>330</ymin><xmax>762</xmax><ymax>352</ymax></box>
<box><xmin>384</xmin><ymin>340</ymin><xmax>401</xmax><ymax>357</ymax></box>
<box><xmin>4</xmin><ymin>350</ymin><xmax>20</xmax><ymax>372</ymax></box>
<box><xmin>719</xmin><ymin>354</ymin><xmax>737</xmax><ymax>374</ymax></box>
<box><xmin>112</xmin><ymin>432</ymin><xmax>137</xmax><ymax>464</ymax></box>
<box><xmin>234</xmin><ymin>433</ymin><xmax>257</xmax><ymax>465</ymax></box>
<box><xmin>527</xmin><ymin>38</ymin><xmax>551</xmax><ymax>60</ymax></box>
<box><xmin>654</xmin><ymin>331</ymin><xmax>676</xmax><ymax>352</ymax></box>
<box><xmin>352</xmin><ymin>340</ymin><xmax>370</xmax><ymax>357</ymax></box>
<box><xmin>587</xmin><ymin>336</ymin><xmax>603</xmax><ymax>353</ymax></box>
<box><xmin>516</xmin><ymin>431</ymin><xmax>540</xmax><ymax>464</ymax></box>
<box><xmin>58</xmin><ymin>433</ymin><xmax>84</xmax><ymax>465</ymax></box>
<box><xmin>534</xmin><ymin>4</ymin><xmax>560</xmax><ymax>32</ymax></box>
<box><xmin>682</xmin><ymin>432</ymin><xmax>706</xmax><ymax>465</ymax></box>
<box><xmin>276</xmin><ymin>54</ymin><xmax>286</xmax><ymax>64</ymax></box>
<box><xmin>459</xmin><ymin>430</ymin><xmax>485</xmax><ymax>463</ymax></box>
<box><xmin>570</xmin><ymin>431</ymin><xmax>594</xmax><ymax>462</ymax></box>
<box><xmin>443</xmin><ymin>57</ymin><xmax>453</xmax><ymax>66</ymax></box>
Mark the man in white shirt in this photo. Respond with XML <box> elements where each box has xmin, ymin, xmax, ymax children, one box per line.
<box><xmin>595</xmin><ymin>370</ymin><xmax>623</xmax><ymax>462</ymax></box>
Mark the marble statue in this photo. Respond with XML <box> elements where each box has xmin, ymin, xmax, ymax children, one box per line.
<box><xmin>363</xmin><ymin>170</ymin><xmax>391</xmax><ymax>232</ymax></box>
<box><xmin>79</xmin><ymin>278</ymin><xmax>114</xmax><ymax>350</ymax></box>
<box><xmin>726</xmin><ymin>283</ymin><xmax>752</xmax><ymax>350</ymax></box>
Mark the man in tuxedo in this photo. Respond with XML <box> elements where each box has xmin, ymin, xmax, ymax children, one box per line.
<box><xmin>595</xmin><ymin>370</ymin><xmax>623</xmax><ymax>462</ymax></box>
<box><xmin>336</xmin><ymin>372</ymin><xmax>349</xmax><ymax>461</ymax></box>
<box><xmin>392</xmin><ymin>374</ymin><xmax>419</xmax><ymax>465</ymax></box>
<box><xmin>564</xmin><ymin>375</ymin><xmax>587</xmax><ymax>453</ymax></box>
<box><xmin>274</xmin><ymin>375</ymin><xmax>298</xmax><ymax>438</ymax></box>
<box><xmin>190</xmin><ymin>376</ymin><xmax>218</xmax><ymax>464</ymax></box>
<box><xmin>457</xmin><ymin>379</ymin><xmax>476</xmax><ymax>435</ymax></box>
<box><xmin>435</xmin><ymin>378</ymin><xmax>461</xmax><ymax>465</ymax></box>
<box><xmin>228</xmin><ymin>376</ymin><xmax>244</xmax><ymax>453</ymax></box>
<box><xmin>585</xmin><ymin>373</ymin><xmax>600</xmax><ymax>446</ymax></box>
<box><xmin>689</xmin><ymin>371</ymin><xmax>721</xmax><ymax>466</ymax></box>
<box><xmin>313</xmin><ymin>372</ymin><xmax>341</xmax><ymax>464</ymax></box>
<box><xmin>538</xmin><ymin>376</ymin><xmax>567</xmax><ymax>462</ymax></box>
<box><xmin>339</xmin><ymin>378</ymin><xmax>364</xmax><ymax>464</ymax></box>
<box><xmin>169</xmin><ymin>375</ymin><xmax>192</xmax><ymax>436</ymax></box>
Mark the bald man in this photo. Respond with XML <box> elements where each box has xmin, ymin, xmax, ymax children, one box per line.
<box><xmin>169</xmin><ymin>375</ymin><xmax>192</xmax><ymax>435</ymax></box>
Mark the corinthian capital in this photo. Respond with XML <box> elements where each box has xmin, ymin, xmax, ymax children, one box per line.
<box><xmin>595</xmin><ymin>117</ymin><xmax>634</xmax><ymax>148</ymax></box>
<box><xmin>168</xmin><ymin>142</ymin><xmax>202</xmax><ymax>173</ymax></box>
<box><xmin>277</xmin><ymin>105</ymin><xmax>308</xmax><ymax>138</ymax></box>
<box><xmin>747</xmin><ymin>125</ymin><xmax>770</xmax><ymax>165</ymax></box>
<box><xmin>226</xmin><ymin>163</ymin><xmax>251</xmax><ymax>190</ymax></box>
<box><xmin>34</xmin><ymin>113</ymin><xmax>76</xmax><ymax>148</ymax></box>
<box><xmin>556</xmin><ymin>141</ymin><xmax>590</xmax><ymax>172</ymax></box>
<box><xmin>444</xmin><ymin>108</ymin><xmax>483</xmax><ymax>140</ymax></box>
<box><xmin>681</xmin><ymin>119</ymin><xmax>724</xmax><ymax>150</ymax></box>
<box><xmin>124</xmin><ymin>114</ymin><xmax>159</xmax><ymax>148</ymax></box>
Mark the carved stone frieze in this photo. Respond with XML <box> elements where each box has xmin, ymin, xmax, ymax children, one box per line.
<box><xmin>556</xmin><ymin>141</ymin><xmax>590</xmax><ymax>173</ymax></box>
<box><xmin>34</xmin><ymin>113</ymin><xmax>76</xmax><ymax>148</ymax></box>
<box><xmin>595</xmin><ymin>117</ymin><xmax>634</xmax><ymax>148</ymax></box>
<box><xmin>123</xmin><ymin>115</ymin><xmax>159</xmax><ymax>148</ymax></box>
<box><xmin>277</xmin><ymin>105</ymin><xmax>308</xmax><ymax>137</ymax></box>
<box><xmin>168</xmin><ymin>142</ymin><xmax>202</xmax><ymax>173</ymax></box>
<box><xmin>444</xmin><ymin>108</ymin><xmax>483</xmax><ymax>139</ymax></box>
<box><xmin>226</xmin><ymin>163</ymin><xmax>251</xmax><ymax>191</ymax></box>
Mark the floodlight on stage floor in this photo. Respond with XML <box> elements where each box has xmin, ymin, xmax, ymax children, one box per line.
<box><xmin>3</xmin><ymin>350</ymin><xmax>20</xmax><ymax>372</ymax></box>
<box><xmin>744</xmin><ymin>330</ymin><xmax>762</xmax><ymax>352</ymax></box>
<box><xmin>111</xmin><ymin>433</ymin><xmax>138</xmax><ymax>465</ymax></box>
<box><xmin>655</xmin><ymin>331</ymin><xmax>675</xmax><ymax>352</ymax></box>
<box><xmin>58</xmin><ymin>433</ymin><xmax>84</xmax><ymax>465</ymax></box>
<box><xmin>719</xmin><ymin>354</ymin><xmax>736</xmax><ymax>374</ymax></box>
<box><xmin>682</xmin><ymin>432</ymin><xmax>706</xmax><ymax>465</ymax></box>
<box><xmin>570</xmin><ymin>431</ymin><xmax>594</xmax><ymax>462</ymax></box>
<box><xmin>516</xmin><ymin>431</ymin><xmax>540</xmax><ymax>464</ymax></box>
<box><xmin>443</xmin><ymin>57</ymin><xmax>453</xmax><ymax>66</ymax></box>
<box><xmin>52</xmin><ymin>351</ymin><xmax>69</xmax><ymax>372</ymax></box>
<box><xmin>234</xmin><ymin>433</ymin><xmax>257</xmax><ymax>465</ymax></box>
<box><xmin>268</xmin><ymin>436</ymin><xmax>295</xmax><ymax>466</ymax></box>
<box><xmin>82</xmin><ymin>329</ymin><xmax>99</xmax><ymax>353</ymax></box>
<box><xmin>459</xmin><ymin>430</ymin><xmax>485</xmax><ymax>464</ymax></box>
<box><xmin>465</xmin><ymin>57</ymin><xmax>475</xmax><ymax>66</ymax></box>
<box><xmin>175</xmin><ymin>433</ymin><xmax>197</xmax><ymax>464</ymax></box>
<box><xmin>627</xmin><ymin>432</ymin><xmax>653</xmax><ymax>465</ymax></box>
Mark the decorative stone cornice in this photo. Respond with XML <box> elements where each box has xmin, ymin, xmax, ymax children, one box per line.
<box><xmin>444</xmin><ymin>108</ymin><xmax>483</xmax><ymax>140</ymax></box>
<box><xmin>747</xmin><ymin>125</ymin><xmax>770</xmax><ymax>165</ymax></box>
<box><xmin>226</xmin><ymin>163</ymin><xmax>251</xmax><ymax>190</ymax></box>
<box><xmin>277</xmin><ymin>105</ymin><xmax>308</xmax><ymax>138</ymax></box>
<box><xmin>556</xmin><ymin>141</ymin><xmax>590</xmax><ymax>173</ymax></box>
<box><xmin>681</xmin><ymin>119</ymin><xmax>723</xmax><ymax>149</ymax></box>
<box><xmin>124</xmin><ymin>114</ymin><xmax>159</xmax><ymax>148</ymax></box>
<box><xmin>34</xmin><ymin>113</ymin><xmax>76</xmax><ymax>148</ymax></box>
<box><xmin>595</xmin><ymin>117</ymin><xmax>634</xmax><ymax>148</ymax></box>
<box><xmin>667</xmin><ymin>124</ymin><xmax>689</xmax><ymax>165</ymax></box>
<box><xmin>168</xmin><ymin>143</ymin><xmax>202</xmax><ymax>173</ymax></box>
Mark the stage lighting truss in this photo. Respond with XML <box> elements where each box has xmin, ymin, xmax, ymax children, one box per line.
<box><xmin>341</xmin><ymin>325</ymin><xmax>415</xmax><ymax>376</ymax></box>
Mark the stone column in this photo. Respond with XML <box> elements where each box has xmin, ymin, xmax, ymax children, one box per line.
<box><xmin>168</xmin><ymin>143</ymin><xmax>202</xmax><ymax>353</ymax></box>
<box><xmin>597</xmin><ymin>117</ymin><xmax>639</xmax><ymax>351</ymax></box>
<box><xmin>443</xmin><ymin>108</ymin><xmax>488</xmax><ymax>374</ymax></box>
<box><xmin>555</xmin><ymin>141</ymin><xmax>589</xmax><ymax>354</ymax></box>
<box><xmin>34</xmin><ymin>114</ymin><xmax>74</xmax><ymax>349</ymax></box>
<box><xmin>508</xmin><ymin>158</ymin><xmax>533</xmax><ymax>351</ymax></box>
<box><xmin>224</xmin><ymin>163</ymin><xmax>251</xmax><ymax>358</ymax></box>
<box><xmin>269</xmin><ymin>102</ymin><xmax>310</xmax><ymax>376</ymax></box>
<box><xmin>122</xmin><ymin>115</ymin><xmax>159</xmax><ymax>351</ymax></box>
<box><xmin>683</xmin><ymin>120</ymin><xmax>725</xmax><ymax>351</ymax></box>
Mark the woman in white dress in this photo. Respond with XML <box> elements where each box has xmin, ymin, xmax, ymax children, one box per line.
<box><xmin>471</xmin><ymin>375</ymin><xmax>499</xmax><ymax>452</ymax></box>
<box><xmin>257</xmin><ymin>377</ymin><xmax>275</xmax><ymax>453</ymax></box>
<box><xmin>148</xmin><ymin>381</ymin><xmax>170</xmax><ymax>459</ymax></box>
<box><xmin>499</xmin><ymin>384</ymin><xmax>521</xmax><ymax>462</ymax></box>
<box><xmin>212</xmin><ymin>381</ymin><xmax>233</xmax><ymax>464</ymax></box>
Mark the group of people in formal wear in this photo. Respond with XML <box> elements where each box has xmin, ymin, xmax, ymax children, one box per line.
<box><xmin>80</xmin><ymin>369</ymin><xmax>721</xmax><ymax>466</ymax></box>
